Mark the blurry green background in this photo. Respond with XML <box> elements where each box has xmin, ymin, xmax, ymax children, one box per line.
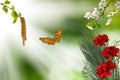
<box><xmin>0</xmin><ymin>0</ymin><xmax>120</xmax><ymax>80</ymax></box>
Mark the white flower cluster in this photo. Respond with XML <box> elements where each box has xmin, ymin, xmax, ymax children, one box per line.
<box><xmin>84</xmin><ymin>8</ymin><xmax>99</xmax><ymax>20</ymax></box>
<box><xmin>84</xmin><ymin>0</ymin><xmax>120</xmax><ymax>30</ymax></box>
<box><xmin>84</xmin><ymin>0</ymin><xmax>107</xmax><ymax>21</ymax></box>
<box><xmin>98</xmin><ymin>0</ymin><xmax>107</xmax><ymax>10</ymax></box>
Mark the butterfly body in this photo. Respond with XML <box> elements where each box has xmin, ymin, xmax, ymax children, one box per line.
<box><xmin>39</xmin><ymin>27</ymin><xmax>62</xmax><ymax>45</ymax></box>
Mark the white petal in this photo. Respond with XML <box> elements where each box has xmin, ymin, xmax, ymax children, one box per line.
<box><xmin>106</xmin><ymin>18</ymin><xmax>112</xmax><ymax>25</ymax></box>
<box><xmin>84</xmin><ymin>12</ymin><xmax>91</xmax><ymax>19</ymax></box>
<box><xmin>86</xmin><ymin>25</ymin><xmax>93</xmax><ymax>30</ymax></box>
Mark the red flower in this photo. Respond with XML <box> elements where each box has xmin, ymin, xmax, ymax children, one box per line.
<box><xmin>94</xmin><ymin>34</ymin><xmax>109</xmax><ymax>47</ymax></box>
<box><xmin>96</xmin><ymin>61</ymin><xmax>116</xmax><ymax>78</ymax></box>
<box><xmin>102</xmin><ymin>46</ymin><xmax>119</xmax><ymax>59</ymax></box>
<box><xmin>106</xmin><ymin>61</ymin><xmax>116</xmax><ymax>70</ymax></box>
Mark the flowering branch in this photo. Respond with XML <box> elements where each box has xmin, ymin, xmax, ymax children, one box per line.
<box><xmin>101</xmin><ymin>0</ymin><xmax>113</xmax><ymax>16</ymax></box>
<box><xmin>84</xmin><ymin>0</ymin><xmax>120</xmax><ymax>30</ymax></box>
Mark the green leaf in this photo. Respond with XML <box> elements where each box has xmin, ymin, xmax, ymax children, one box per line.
<box><xmin>87</xmin><ymin>22</ymin><xmax>95</xmax><ymax>27</ymax></box>
<box><xmin>11</xmin><ymin>10</ymin><xmax>18</xmax><ymax>23</ymax></box>
<box><xmin>11</xmin><ymin>10</ymin><xmax>18</xmax><ymax>18</ymax></box>
<box><xmin>86</xmin><ymin>22</ymin><xmax>96</xmax><ymax>30</ymax></box>
<box><xmin>4</xmin><ymin>0</ymin><xmax>11</xmax><ymax>4</ymax></box>
<box><xmin>96</xmin><ymin>23</ymin><xmax>101</xmax><ymax>28</ymax></box>
<box><xmin>11</xmin><ymin>5</ymin><xmax>15</xmax><ymax>10</ymax></box>
<box><xmin>13</xmin><ymin>18</ymin><xmax>17</xmax><ymax>23</ymax></box>
<box><xmin>2</xmin><ymin>6</ymin><xmax>8</xmax><ymax>13</ymax></box>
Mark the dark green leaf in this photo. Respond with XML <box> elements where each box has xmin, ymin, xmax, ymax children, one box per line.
<box><xmin>4</xmin><ymin>0</ymin><xmax>11</xmax><ymax>4</ymax></box>
<box><xmin>2</xmin><ymin>6</ymin><xmax>8</xmax><ymax>13</ymax></box>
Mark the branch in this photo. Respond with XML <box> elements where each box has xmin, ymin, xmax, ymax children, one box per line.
<box><xmin>0</xmin><ymin>2</ymin><xmax>12</xmax><ymax>10</ymax></box>
<box><xmin>101</xmin><ymin>0</ymin><xmax>113</xmax><ymax>16</ymax></box>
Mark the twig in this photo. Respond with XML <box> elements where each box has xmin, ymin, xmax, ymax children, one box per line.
<box><xmin>0</xmin><ymin>2</ymin><xmax>12</xmax><ymax>10</ymax></box>
<box><xmin>101</xmin><ymin>0</ymin><xmax>113</xmax><ymax>16</ymax></box>
<box><xmin>95</xmin><ymin>0</ymin><xmax>113</xmax><ymax>22</ymax></box>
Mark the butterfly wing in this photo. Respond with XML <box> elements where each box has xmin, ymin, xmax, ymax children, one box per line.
<box><xmin>39</xmin><ymin>37</ymin><xmax>55</xmax><ymax>45</ymax></box>
<box><xmin>54</xmin><ymin>27</ymin><xmax>62</xmax><ymax>42</ymax></box>
<box><xmin>39</xmin><ymin>27</ymin><xmax>62</xmax><ymax>45</ymax></box>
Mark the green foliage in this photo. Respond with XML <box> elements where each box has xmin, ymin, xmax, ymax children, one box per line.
<box><xmin>0</xmin><ymin>0</ymin><xmax>21</xmax><ymax>23</ymax></box>
<box><xmin>2</xmin><ymin>6</ymin><xmax>8</xmax><ymax>13</ymax></box>
<box><xmin>4</xmin><ymin>0</ymin><xmax>10</xmax><ymax>4</ymax></box>
<box><xmin>9</xmin><ymin>46</ymin><xmax>47</xmax><ymax>80</ymax></box>
<box><xmin>19</xmin><ymin>60</ymin><xmax>46</xmax><ymax>80</ymax></box>
<box><xmin>86</xmin><ymin>21</ymin><xmax>101</xmax><ymax>29</ymax></box>
<box><xmin>79</xmin><ymin>31</ymin><xmax>106</xmax><ymax>80</ymax></box>
<box><xmin>87</xmin><ymin>22</ymin><xmax>96</xmax><ymax>28</ymax></box>
<box><xmin>95</xmin><ymin>23</ymin><xmax>101</xmax><ymax>28</ymax></box>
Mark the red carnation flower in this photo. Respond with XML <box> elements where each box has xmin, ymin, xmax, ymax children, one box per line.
<box><xmin>94</xmin><ymin>34</ymin><xmax>109</xmax><ymax>47</ymax></box>
<box><xmin>106</xmin><ymin>61</ymin><xmax>116</xmax><ymax>70</ymax></box>
<box><xmin>102</xmin><ymin>46</ymin><xmax>119</xmax><ymax>59</ymax></box>
<box><xmin>96</xmin><ymin>61</ymin><xmax>116</xmax><ymax>78</ymax></box>
<box><xmin>96</xmin><ymin>62</ymin><xmax>111</xmax><ymax>78</ymax></box>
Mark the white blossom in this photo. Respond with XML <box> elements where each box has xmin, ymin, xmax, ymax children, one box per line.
<box><xmin>91</xmin><ymin>8</ymin><xmax>99</xmax><ymax>20</ymax></box>
<box><xmin>106</xmin><ymin>18</ymin><xmax>112</xmax><ymax>25</ymax></box>
<box><xmin>99</xmin><ymin>0</ymin><xmax>107</xmax><ymax>10</ymax></box>
<box><xmin>84</xmin><ymin>12</ymin><xmax>91</xmax><ymax>19</ymax></box>
<box><xmin>84</xmin><ymin>8</ymin><xmax>99</xmax><ymax>20</ymax></box>
<box><xmin>86</xmin><ymin>25</ymin><xmax>93</xmax><ymax>30</ymax></box>
<box><xmin>115</xmin><ymin>1</ymin><xmax>120</xmax><ymax>8</ymax></box>
<box><xmin>107</xmin><ymin>10</ymin><xmax>118</xmax><ymax>17</ymax></box>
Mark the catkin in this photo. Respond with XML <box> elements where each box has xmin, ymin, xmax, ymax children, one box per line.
<box><xmin>20</xmin><ymin>17</ymin><xmax>27</xmax><ymax>46</ymax></box>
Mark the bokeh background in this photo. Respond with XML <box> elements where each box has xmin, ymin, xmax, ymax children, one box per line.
<box><xmin>0</xmin><ymin>0</ymin><xmax>120</xmax><ymax>80</ymax></box>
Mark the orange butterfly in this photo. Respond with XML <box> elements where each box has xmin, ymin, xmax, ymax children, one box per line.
<box><xmin>39</xmin><ymin>27</ymin><xmax>62</xmax><ymax>45</ymax></box>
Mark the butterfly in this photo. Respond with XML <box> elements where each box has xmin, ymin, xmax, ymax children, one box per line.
<box><xmin>39</xmin><ymin>27</ymin><xmax>62</xmax><ymax>45</ymax></box>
